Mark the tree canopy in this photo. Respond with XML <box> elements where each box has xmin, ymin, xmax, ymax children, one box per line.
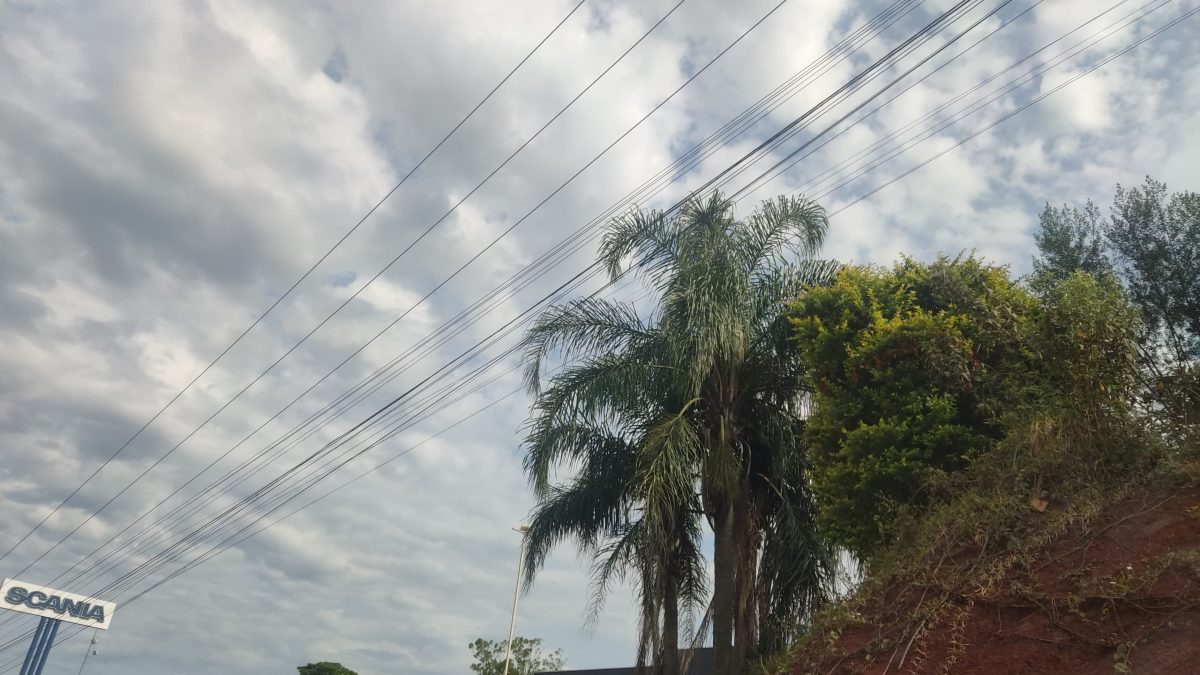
<box><xmin>520</xmin><ymin>192</ymin><xmax>838</xmax><ymax>673</ymax></box>
<box><xmin>1033</xmin><ymin>176</ymin><xmax>1199</xmax><ymax>450</ymax></box>
<box><xmin>469</xmin><ymin>637</ymin><xmax>563</xmax><ymax>675</ymax></box>
<box><xmin>790</xmin><ymin>257</ymin><xmax>1144</xmax><ymax>560</ymax></box>
<box><xmin>515</xmin><ymin>180</ymin><xmax>1197</xmax><ymax>674</ymax></box>
<box><xmin>1034</xmin><ymin>176</ymin><xmax>1200</xmax><ymax>364</ymax></box>
<box><xmin>297</xmin><ymin>663</ymin><xmax>357</xmax><ymax>675</ymax></box>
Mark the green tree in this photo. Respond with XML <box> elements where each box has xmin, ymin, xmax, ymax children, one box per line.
<box><xmin>791</xmin><ymin>257</ymin><xmax>1151</xmax><ymax>561</ymax></box>
<box><xmin>520</xmin><ymin>383</ymin><xmax>707</xmax><ymax>674</ymax></box>
<box><xmin>521</xmin><ymin>192</ymin><xmax>839</xmax><ymax>673</ymax></box>
<box><xmin>297</xmin><ymin>663</ymin><xmax>357</xmax><ymax>675</ymax></box>
<box><xmin>790</xmin><ymin>256</ymin><xmax>1041</xmax><ymax>560</ymax></box>
<box><xmin>1032</xmin><ymin>176</ymin><xmax>1199</xmax><ymax>447</ymax></box>
<box><xmin>1032</xmin><ymin>176</ymin><xmax>1200</xmax><ymax>363</ymax></box>
<box><xmin>468</xmin><ymin>637</ymin><xmax>563</xmax><ymax>675</ymax></box>
<box><xmin>1030</xmin><ymin>199</ymin><xmax>1111</xmax><ymax>290</ymax></box>
<box><xmin>1105</xmin><ymin>177</ymin><xmax>1200</xmax><ymax>363</ymax></box>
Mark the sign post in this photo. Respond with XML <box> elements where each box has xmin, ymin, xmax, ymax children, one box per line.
<box><xmin>0</xmin><ymin>580</ymin><xmax>115</xmax><ymax>675</ymax></box>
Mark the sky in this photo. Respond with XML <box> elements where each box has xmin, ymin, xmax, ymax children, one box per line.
<box><xmin>0</xmin><ymin>0</ymin><xmax>1198</xmax><ymax>673</ymax></box>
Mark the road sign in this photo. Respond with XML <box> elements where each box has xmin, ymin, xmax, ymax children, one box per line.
<box><xmin>0</xmin><ymin>579</ymin><xmax>115</xmax><ymax>630</ymax></box>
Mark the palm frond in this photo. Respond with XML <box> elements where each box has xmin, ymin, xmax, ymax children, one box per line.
<box><xmin>637</xmin><ymin>402</ymin><xmax>703</xmax><ymax>543</ymax></box>
<box><xmin>521</xmin><ymin>297</ymin><xmax>656</xmax><ymax>394</ymax></box>
<box><xmin>586</xmin><ymin>521</ymin><xmax>646</xmax><ymax>626</ymax></box>
<box><xmin>523</xmin><ymin>419</ymin><xmax>636</xmax><ymax>499</ymax></box>
<box><xmin>757</xmin><ymin>450</ymin><xmax>838</xmax><ymax>653</ymax></box>
<box><xmin>599</xmin><ymin>207</ymin><xmax>680</xmax><ymax>285</ymax></box>
<box><xmin>522</xmin><ymin>467</ymin><xmax>635</xmax><ymax>589</ymax></box>
<box><xmin>738</xmin><ymin>195</ymin><xmax>829</xmax><ymax>274</ymax></box>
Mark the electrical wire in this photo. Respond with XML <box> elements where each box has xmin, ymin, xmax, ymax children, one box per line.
<box><xmin>2</xmin><ymin>0</ymin><xmax>689</xmax><ymax>577</ymax></box>
<box><xmin>2</xmin><ymin>0</ymin><xmax>974</xmax><ymax>614</ymax></box>
<box><xmin>0</xmin><ymin>0</ymin><xmax>589</xmax><ymax>567</ymax></box>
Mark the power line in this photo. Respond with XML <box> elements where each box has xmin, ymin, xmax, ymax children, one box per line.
<box><xmin>44</xmin><ymin>0</ymin><xmax>972</xmax><ymax>597</ymax></box>
<box><xmin>2</xmin><ymin>0</ymin><xmax>916</xmax><ymax>624</ymax></box>
<box><xmin>102</xmin><ymin>1</ymin><xmax>1198</xmax><ymax>620</ymax></box>
<box><xmin>737</xmin><ymin>0</ymin><xmax>1144</xmax><ymax>204</ymax></box>
<box><xmin>722</xmin><ymin>0</ymin><xmax>1016</xmax><ymax>200</ymax></box>
<box><xmin>0</xmin><ymin>2</ymin><xmax>1193</xmax><ymax>667</ymax></box>
<box><xmin>0</xmin><ymin>0</ymin><xmax>1008</xmax><ymax>648</ymax></box>
<box><xmin>807</xmin><ymin>0</ymin><xmax>1168</xmax><ymax>202</ymax></box>
<box><xmin>824</xmin><ymin>3</ymin><xmax>1197</xmax><ymax>217</ymax></box>
<box><xmin>2</xmin><ymin>0</ymin><xmax>687</xmax><ymax>577</ymax></box>
<box><xmin>730</xmin><ymin>0</ymin><xmax>1050</xmax><ymax>203</ymax></box>
<box><xmin>7</xmin><ymin>0</ymin><xmax>945</xmax><ymax>619</ymax></box>
<box><xmin>0</xmin><ymin>0</ymin><xmax>589</xmax><ymax>567</ymax></box>
<box><xmin>2</xmin><ymin>0</ymin><xmax>1012</xmax><ymax>648</ymax></box>
<box><xmin>0</xmin><ymin>0</ymin><xmax>806</xmax><ymax>636</ymax></box>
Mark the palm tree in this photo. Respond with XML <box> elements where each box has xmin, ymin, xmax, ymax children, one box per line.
<box><xmin>521</xmin><ymin>192</ymin><xmax>838</xmax><ymax>673</ymax></box>
<box><xmin>519</xmin><ymin>340</ymin><xmax>707</xmax><ymax>673</ymax></box>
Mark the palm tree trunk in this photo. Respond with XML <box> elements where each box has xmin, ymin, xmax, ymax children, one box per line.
<box><xmin>732</xmin><ymin>481</ymin><xmax>758</xmax><ymax>669</ymax></box>
<box><xmin>661</xmin><ymin>566</ymin><xmax>680</xmax><ymax>675</ymax></box>
<box><xmin>757</xmin><ymin>570</ymin><xmax>772</xmax><ymax>656</ymax></box>
<box><xmin>712</xmin><ymin>498</ymin><xmax>736</xmax><ymax>675</ymax></box>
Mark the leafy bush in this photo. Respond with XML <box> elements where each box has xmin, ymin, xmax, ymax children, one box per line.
<box><xmin>790</xmin><ymin>258</ymin><xmax>1146</xmax><ymax>561</ymax></box>
<box><xmin>790</xmin><ymin>256</ymin><xmax>1039</xmax><ymax>559</ymax></box>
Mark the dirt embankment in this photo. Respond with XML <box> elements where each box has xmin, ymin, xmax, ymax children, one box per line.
<box><xmin>791</xmin><ymin>486</ymin><xmax>1200</xmax><ymax>674</ymax></box>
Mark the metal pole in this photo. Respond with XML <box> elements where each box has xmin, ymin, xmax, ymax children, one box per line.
<box><xmin>502</xmin><ymin>525</ymin><xmax>529</xmax><ymax>675</ymax></box>
<box><xmin>30</xmin><ymin>619</ymin><xmax>59</xmax><ymax>675</ymax></box>
<box><xmin>76</xmin><ymin>629</ymin><xmax>98</xmax><ymax>675</ymax></box>
<box><xmin>18</xmin><ymin>618</ymin><xmax>48</xmax><ymax>675</ymax></box>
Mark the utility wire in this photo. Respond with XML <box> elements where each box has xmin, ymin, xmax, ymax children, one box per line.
<box><xmin>105</xmin><ymin>0</ymin><xmax>1198</xmax><ymax>618</ymax></box>
<box><xmin>0</xmin><ymin>7</ymin><xmax>821</xmax><ymax>649</ymax></box>
<box><xmin>807</xmin><ymin>0</ymin><xmax>1169</xmax><ymax>203</ymax></box>
<box><xmin>0</xmin><ymin>0</ymin><xmax>964</xmax><ymax>619</ymax></box>
<box><xmin>721</xmin><ymin>0</ymin><xmax>1012</xmax><ymax>200</ymax></box>
<box><xmin>0</xmin><ymin>0</ymin><xmax>984</xmax><ymax>643</ymax></box>
<box><xmin>107</xmin><ymin>0</ymin><xmax>1200</xmax><ymax>639</ymax></box>
<box><xmin>737</xmin><ymin>0</ymin><xmax>1147</xmax><ymax>203</ymax></box>
<box><xmin>0</xmin><ymin>0</ymin><xmax>589</xmax><ymax>566</ymax></box>
<box><xmin>824</xmin><ymin>4</ymin><xmax>1197</xmax><ymax>217</ymax></box>
<box><xmin>3</xmin><ymin>0</ymin><xmax>796</xmax><ymax>599</ymax></box>
<box><xmin>21</xmin><ymin>0</ymin><xmax>971</xmax><ymax>609</ymax></box>
<box><xmin>2</xmin><ymin>0</ymin><xmax>687</xmax><ymax>578</ymax></box>
<box><xmin>0</xmin><ymin>0</ymin><xmax>920</xmax><ymax>627</ymax></box>
<box><xmin>730</xmin><ymin>0</ymin><xmax>1047</xmax><ymax>202</ymax></box>
<box><xmin>660</xmin><ymin>0</ymin><xmax>982</xmax><ymax>211</ymax></box>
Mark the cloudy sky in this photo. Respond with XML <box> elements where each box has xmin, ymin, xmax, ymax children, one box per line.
<box><xmin>0</xmin><ymin>0</ymin><xmax>1197</xmax><ymax>673</ymax></box>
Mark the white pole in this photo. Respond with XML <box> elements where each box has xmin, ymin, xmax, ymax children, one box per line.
<box><xmin>502</xmin><ymin>525</ymin><xmax>530</xmax><ymax>675</ymax></box>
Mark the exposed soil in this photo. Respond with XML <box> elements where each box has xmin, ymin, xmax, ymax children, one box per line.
<box><xmin>791</xmin><ymin>486</ymin><xmax>1200</xmax><ymax>674</ymax></box>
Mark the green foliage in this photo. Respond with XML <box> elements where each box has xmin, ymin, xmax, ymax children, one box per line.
<box><xmin>520</xmin><ymin>192</ymin><xmax>840</xmax><ymax>671</ymax></box>
<box><xmin>790</xmin><ymin>255</ymin><xmax>1149</xmax><ymax>561</ymax></box>
<box><xmin>784</xmin><ymin>272</ymin><xmax>1164</xmax><ymax>674</ymax></box>
<box><xmin>1030</xmin><ymin>199</ymin><xmax>1111</xmax><ymax>290</ymax></box>
<box><xmin>992</xmin><ymin>272</ymin><xmax>1148</xmax><ymax>494</ymax></box>
<box><xmin>790</xmin><ymin>256</ymin><xmax>1039</xmax><ymax>559</ymax></box>
<box><xmin>468</xmin><ymin>637</ymin><xmax>563</xmax><ymax>675</ymax></box>
<box><xmin>1105</xmin><ymin>178</ymin><xmax>1200</xmax><ymax>362</ymax></box>
<box><xmin>1032</xmin><ymin>176</ymin><xmax>1199</xmax><ymax>452</ymax></box>
<box><xmin>1157</xmin><ymin>363</ymin><xmax>1200</xmax><ymax>456</ymax></box>
<box><xmin>297</xmin><ymin>663</ymin><xmax>357</xmax><ymax>675</ymax></box>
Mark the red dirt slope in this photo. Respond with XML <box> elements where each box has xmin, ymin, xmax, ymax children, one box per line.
<box><xmin>791</xmin><ymin>486</ymin><xmax>1200</xmax><ymax>674</ymax></box>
